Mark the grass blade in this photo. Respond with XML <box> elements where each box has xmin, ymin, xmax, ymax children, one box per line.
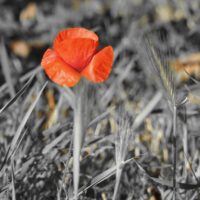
<box><xmin>77</xmin><ymin>158</ymin><xmax>135</xmax><ymax>199</ymax></box>
<box><xmin>11</xmin><ymin>160</ymin><xmax>16</xmax><ymax>200</ymax></box>
<box><xmin>133</xmin><ymin>91</ymin><xmax>162</xmax><ymax>129</ymax></box>
<box><xmin>19</xmin><ymin>65</ymin><xmax>41</xmax><ymax>83</ymax></box>
<box><xmin>113</xmin><ymin>118</ymin><xmax>131</xmax><ymax>200</ymax></box>
<box><xmin>0</xmin><ymin>81</ymin><xmax>48</xmax><ymax>171</ymax></box>
<box><xmin>0</xmin><ymin>37</ymin><xmax>15</xmax><ymax>98</ymax></box>
<box><xmin>88</xmin><ymin>106</ymin><xmax>115</xmax><ymax>127</ymax></box>
<box><xmin>42</xmin><ymin>130</ymin><xmax>70</xmax><ymax>154</ymax></box>
<box><xmin>172</xmin><ymin>105</ymin><xmax>177</xmax><ymax>199</ymax></box>
<box><xmin>60</xmin><ymin>86</ymin><xmax>75</xmax><ymax>109</ymax></box>
<box><xmin>100</xmin><ymin>57</ymin><xmax>135</xmax><ymax>108</ymax></box>
<box><xmin>0</xmin><ymin>74</ymin><xmax>35</xmax><ymax>114</ymax></box>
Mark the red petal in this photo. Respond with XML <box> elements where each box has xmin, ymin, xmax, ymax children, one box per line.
<box><xmin>55</xmin><ymin>38</ymin><xmax>98</xmax><ymax>71</ymax></box>
<box><xmin>53</xmin><ymin>27</ymin><xmax>99</xmax><ymax>49</ymax></box>
<box><xmin>81</xmin><ymin>46</ymin><xmax>114</xmax><ymax>83</ymax></box>
<box><xmin>41</xmin><ymin>49</ymin><xmax>81</xmax><ymax>87</ymax></box>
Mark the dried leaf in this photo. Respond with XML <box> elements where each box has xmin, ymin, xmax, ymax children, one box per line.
<box><xmin>10</xmin><ymin>40</ymin><xmax>31</xmax><ymax>58</ymax></box>
<box><xmin>44</xmin><ymin>89</ymin><xmax>57</xmax><ymax>129</ymax></box>
<box><xmin>171</xmin><ymin>52</ymin><xmax>200</xmax><ymax>82</ymax></box>
<box><xmin>155</xmin><ymin>3</ymin><xmax>174</xmax><ymax>22</ymax></box>
<box><xmin>20</xmin><ymin>2</ymin><xmax>37</xmax><ymax>22</ymax></box>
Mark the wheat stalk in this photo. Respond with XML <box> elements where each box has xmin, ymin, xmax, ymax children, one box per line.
<box><xmin>145</xmin><ymin>36</ymin><xmax>177</xmax><ymax>199</ymax></box>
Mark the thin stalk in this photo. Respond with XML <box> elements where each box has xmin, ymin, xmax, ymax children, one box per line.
<box><xmin>112</xmin><ymin>166</ymin><xmax>122</xmax><ymax>200</ymax></box>
<box><xmin>145</xmin><ymin>38</ymin><xmax>178</xmax><ymax>198</ymax></box>
<box><xmin>113</xmin><ymin>118</ymin><xmax>132</xmax><ymax>200</ymax></box>
<box><xmin>172</xmin><ymin>105</ymin><xmax>177</xmax><ymax>200</ymax></box>
<box><xmin>183</xmin><ymin>122</ymin><xmax>188</xmax><ymax>178</ymax></box>
<box><xmin>73</xmin><ymin>92</ymin><xmax>83</xmax><ymax>200</ymax></box>
<box><xmin>73</xmin><ymin>80</ymin><xmax>88</xmax><ymax>200</ymax></box>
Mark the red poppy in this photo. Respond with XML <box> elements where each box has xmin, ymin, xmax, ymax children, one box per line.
<box><xmin>41</xmin><ymin>27</ymin><xmax>114</xmax><ymax>87</ymax></box>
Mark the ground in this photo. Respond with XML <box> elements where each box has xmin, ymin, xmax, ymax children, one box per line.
<box><xmin>0</xmin><ymin>0</ymin><xmax>200</xmax><ymax>199</ymax></box>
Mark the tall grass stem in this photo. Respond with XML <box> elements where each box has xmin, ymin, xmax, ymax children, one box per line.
<box><xmin>173</xmin><ymin>105</ymin><xmax>177</xmax><ymax>200</ymax></box>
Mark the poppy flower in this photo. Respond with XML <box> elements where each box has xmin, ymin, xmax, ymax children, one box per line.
<box><xmin>41</xmin><ymin>27</ymin><xmax>114</xmax><ymax>87</ymax></box>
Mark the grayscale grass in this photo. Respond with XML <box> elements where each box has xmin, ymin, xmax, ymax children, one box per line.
<box><xmin>1</xmin><ymin>1</ymin><xmax>200</xmax><ymax>199</ymax></box>
<box><xmin>0</xmin><ymin>75</ymin><xmax>35</xmax><ymax>114</ymax></box>
<box><xmin>113</xmin><ymin>118</ymin><xmax>131</xmax><ymax>200</ymax></box>
<box><xmin>0</xmin><ymin>81</ymin><xmax>48</xmax><ymax>172</ymax></box>
<box><xmin>11</xmin><ymin>159</ymin><xmax>16</xmax><ymax>200</ymax></box>
<box><xmin>0</xmin><ymin>38</ymin><xmax>15</xmax><ymax>98</ymax></box>
<box><xmin>145</xmin><ymin>36</ymin><xmax>178</xmax><ymax>199</ymax></box>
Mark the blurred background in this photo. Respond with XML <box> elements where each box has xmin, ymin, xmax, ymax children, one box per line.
<box><xmin>1</xmin><ymin>0</ymin><xmax>200</xmax><ymax>199</ymax></box>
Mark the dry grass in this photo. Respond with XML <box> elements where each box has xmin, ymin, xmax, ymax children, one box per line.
<box><xmin>0</xmin><ymin>0</ymin><xmax>200</xmax><ymax>200</ymax></box>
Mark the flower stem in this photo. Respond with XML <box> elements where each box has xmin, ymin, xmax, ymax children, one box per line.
<box><xmin>73</xmin><ymin>80</ymin><xmax>87</xmax><ymax>200</ymax></box>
